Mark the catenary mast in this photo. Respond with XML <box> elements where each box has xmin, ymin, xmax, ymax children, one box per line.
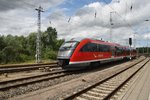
<box><xmin>35</xmin><ymin>6</ymin><xmax>44</xmax><ymax>63</ymax></box>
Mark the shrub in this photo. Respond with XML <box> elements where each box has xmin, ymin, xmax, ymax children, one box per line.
<box><xmin>44</xmin><ymin>50</ymin><xmax>57</xmax><ymax>60</ymax></box>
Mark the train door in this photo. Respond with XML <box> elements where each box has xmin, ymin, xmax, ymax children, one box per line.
<box><xmin>111</xmin><ymin>46</ymin><xmax>115</xmax><ymax>58</ymax></box>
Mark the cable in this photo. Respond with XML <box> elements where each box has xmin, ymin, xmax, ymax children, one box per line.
<box><xmin>19</xmin><ymin>0</ymin><xmax>37</xmax><ymax>8</ymax></box>
<box><xmin>102</xmin><ymin>0</ymin><xmax>135</xmax><ymax>32</ymax></box>
<box><xmin>0</xmin><ymin>0</ymin><xmax>36</xmax><ymax>10</ymax></box>
<box><xmin>124</xmin><ymin>0</ymin><xmax>139</xmax><ymax>25</ymax></box>
<box><xmin>0</xmin><ymin>3</ymin><xmax>17</xmax><ymax>10</ymax></box>
<box><xmin>0</xmin><ymin>0</ymin><xmax>38</xmax><ymax>23</ymax></box>
<box><xmin>19</xmin><ymin>1</ymin><xmax>50</xmax><ymax>13</ymax></box>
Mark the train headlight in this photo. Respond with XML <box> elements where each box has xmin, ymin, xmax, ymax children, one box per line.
<box><xmin>57</xmin><ymin>50</ymin><xmax>73</xmax><ymax>58</ymax></box>
<box><xmin>66</xmin><ymin>50</ymin><xmax>72</xmax><ymax>57</ymax></box>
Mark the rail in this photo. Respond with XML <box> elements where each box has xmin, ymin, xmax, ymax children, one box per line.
<box><xmin>64</xmin><ymin>58</ymin><xmax>149</xmax><ymax>100</ymax></box>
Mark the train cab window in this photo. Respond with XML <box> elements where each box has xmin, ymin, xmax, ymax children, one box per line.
<box><xmin>59</xmin><ymin>41</ymin><xmax>79</xmax><ymax>51</ymax></box>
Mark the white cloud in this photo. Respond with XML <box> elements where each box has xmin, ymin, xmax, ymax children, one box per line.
<box><xmin>48</xmin><ymin>0</ymin><xmax>150</xmax><ymax>47</ymax></box>
<box><xmin>0</xmin><ymin>0</ymin><xmax>65</xmax><ymax>36</ymax></box>
<box><xmin>0</xmin><ymin>0</ymin><xmax>150</xmax><ymax>47</ymax></box>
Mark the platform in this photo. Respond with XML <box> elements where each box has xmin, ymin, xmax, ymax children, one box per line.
<box><xmin>118</xmin><ymin>60</ymin><xmax>150</xmax><ymax>100</ymax></box>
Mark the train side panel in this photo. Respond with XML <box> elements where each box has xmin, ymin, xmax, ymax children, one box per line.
<box><xmin>57</xmin><ymin>38</ymin><xmax>137</xmax><ymax>69</ymax></box>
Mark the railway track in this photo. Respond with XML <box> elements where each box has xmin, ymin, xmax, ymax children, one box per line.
<box><xmin>0</xmin><ymin>68</ymin><xmax>91</xmax><ymax>99</ymax></box>
<box><xmin>64</xmin><ymin>58</ymin><xmax>149</xmax><ymax>100</ymax></box>
<box><xmin>0</xmin><ymin>69</ymin><xmax>71</xmax><ymax>91</ymax></box>
<box><xmin>4</xmin><ymin>57</ymin><xmax>144</xmax><ymax>100</ymax></box>
<box><xmin>0</xmin><ymin>62</ymin><xmax>58</xmax><ymax>73</ymax></box>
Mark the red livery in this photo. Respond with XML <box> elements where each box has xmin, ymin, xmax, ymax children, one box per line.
<box><xmin>57</xmin><ymin>38</ymin><xmax>137</xmax><ymax>69</ymax></box>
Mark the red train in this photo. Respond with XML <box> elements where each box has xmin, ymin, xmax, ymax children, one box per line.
<box><xmin>57</xmin><ymin>38</ymin><xmax>137</xmax><ymax>69</ymax></box>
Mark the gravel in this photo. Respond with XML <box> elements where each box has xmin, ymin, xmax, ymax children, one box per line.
<box><xmin>0</xmin><ymin>58</ymin><xmax>143</xmax><ymax>100</ymax></box>
<box><xmin>0</xmin><ymin>73</ymin><xmax>86</xmax><ymax>100</ymax></box>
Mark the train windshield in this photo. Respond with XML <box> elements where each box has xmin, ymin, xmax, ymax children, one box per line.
<box><xmin>59</xmin><ymin>41</ymin><xmax>79</xmax><ymax>50</ymax></box>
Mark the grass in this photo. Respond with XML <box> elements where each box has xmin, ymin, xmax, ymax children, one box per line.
<box><xmin>0</xmin><ymin>59</ymin><xmax>56</xmax><ymax>66</ymax></box>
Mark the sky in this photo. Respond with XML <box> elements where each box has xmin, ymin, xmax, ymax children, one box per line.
<box><xmin>0</xmin><ymin>0</ymin><xmax>150</xmax><ymax>47</ymax></box>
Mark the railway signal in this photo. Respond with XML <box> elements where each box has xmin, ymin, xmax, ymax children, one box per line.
<box><xmin>129</xmin><ymin>38</ymin><xmax>132</xmax><ymax>46</ymax></box>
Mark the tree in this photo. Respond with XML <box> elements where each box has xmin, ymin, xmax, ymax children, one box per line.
<box><xmin>56</xmin><ymin>39</ymin><xmax>65</xmax><ymax>50</ymax></box>
<box><xmin>1</xmin><ymin>46</ymin><xmax>17</xmax><ymax>63</ymax></box>
<box><xmin>0</xmin><ymin>26</ymin><xmax>64</xmax><ymax>64</ymax></box>
<box><xmin>41</xmin><ymin>27</ymin><xmax>65</xmax><ymax>59</ymax></box>
<box><xmin>0</xmin><ymin>35</ymin><xmax>6</xmax><ymax>51</ymax></box>
<box><xmin>41</xmin><ymin>27</ymin><xmax>57</xmax><ymax>50</ymax></box>
<box><xmin>26</xmin><ymin>32</ymin><xmax>36</xmax><ymax>56</ymax></box>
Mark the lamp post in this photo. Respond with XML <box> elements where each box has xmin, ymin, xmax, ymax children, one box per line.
<box><xmin>136</xmin><ymin>19</ymin><xmax>150</xmax><ymax>55</ymax></box>
<box><xmin>133</xmin><ymin>32</ymin><xmax>136</xmax><ymax>48</ymax></box>
<box><xmin>145</xmin><ymin>19</ymin><xmax>149</xmax><ymax>54</ymax></box>
<box><xmin>109</xmin><ymin>11</ymin><xmax>116</xmax><ymax>42</ymax></box>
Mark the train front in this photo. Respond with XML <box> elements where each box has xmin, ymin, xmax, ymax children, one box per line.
<box><xmin>57</xmin><ymin>40</ymin><xmax>79</xmax><ymax>68</ymax></box>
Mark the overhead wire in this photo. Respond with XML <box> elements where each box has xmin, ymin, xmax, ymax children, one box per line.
<box><xmin>0</xmin><ymin>1</ymin><xmax>37</xmax><ymax>30</ymax></box>
<box><xmin>123</xmin><ymin>0</ymin><xmax>149</xmax><ymax>47</ymax></box>
<box><xmin>124</xmin><ymin>0</ymin><xmax>139</xmax><ymax>23</ymax></box>
<box><xmin>0</xmin><ymin>0</ymin><xmax>37</xmax><ymax>22</ymax></box>
<box><xmin>102</xmin><ymin>0</ymin><xmax>135</xmax><ymax>32</ymax></box>
<box><xmin>100</xmin><ymin>0</ymin><xmax>140</xmax><ymax>46</ymax></box>
<box><xmin>18</xmin><ymin>0</ymin><xmax>37</xmax><ymax>9</ymax></box>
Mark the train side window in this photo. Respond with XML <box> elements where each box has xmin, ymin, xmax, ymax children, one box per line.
<box><xmin>90</xmin><ymin>43</ymin><xmax>98</xmax><ymax>52</ymax></box>
<box><xmin>103</xmin><ymin>45</ymin><xmax>109</xmax><ymax>52</ymax></box>
<box><xmin>98</xmin><ymin>44</ymin><xmax>101</xmax><ymax>52</ymax></box>
<box><xmin>80</xmin><ymin>43</ymin><xmax>89</xmax><ymax>52</ymax></box>
<box><xmin>98</xmin><ymin>44</ymin><xmax>104</xmax><ymax>52</ymax></box>
<box><xmin>106</xmin><ymin>45</ymin><xmax>110</xmax><ymax>52</ymax></box>
<box><xmin>80</xmin><ymin>43</ymin><xmax>98</xmax><ymax>52</ymax></box>
<box><xmin>80</xmin><ymin>43</ymin><xmax>111</xmax><ymax>52</ymax></box>
<box><xmin>98</xmin><ymin>44</ymin><xmax>110</xmax><ymax>52</ymax></box>
<box><xmin>115</xmin><ymin>46</ymin><xmax>122</xmax><ymax>55</ymax></box>
<box><xmin>102</xmin><ymin>45</ymin><xmax>106</xmax><ymax>52</ymax></box>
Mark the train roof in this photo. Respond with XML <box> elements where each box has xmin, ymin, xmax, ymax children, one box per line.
<box><xmin>67</xmin><ymin>38</ymin><xmax>131</xmax><ymax>48</ymax></box>
<box><xmin>66</xmin><ymin>38</ymin><xmax>84</xmax><ymax>42</ymax></box>
<box><xmin>82</xmin><ymin>38</ymin><xmax>123</xmax><ymax>47</ymax></box>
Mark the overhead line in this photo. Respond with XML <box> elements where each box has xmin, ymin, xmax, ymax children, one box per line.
<box><xmin>102</xmin><ymin>0</ymin><xmax>135</xmax><ymax>32</ymax></box>
<box><xmin>19</xmin><ymin>1</ymin><xmax>37</xmax><ymax>8</ymax></box>
<box><xmin>19</xmin><ymin>1</ymin><xmax>49</xmax><ymax>13</ymax></box>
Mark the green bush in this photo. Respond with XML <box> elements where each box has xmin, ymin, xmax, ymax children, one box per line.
<box><xmin>44</xmin><ymin>51</ymin><xmax>57</xmax><ymax>60</ymax></box>
<box><xmin>0</xmin><ymin>27</ymin><xmax>64</xmax><ymax>64</ymax></box>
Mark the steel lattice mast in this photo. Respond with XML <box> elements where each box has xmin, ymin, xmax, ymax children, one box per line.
<box><xmin>35</xmin><ymin>6</ymin><xmax>44</xmax><ymax>63</ymax></box>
